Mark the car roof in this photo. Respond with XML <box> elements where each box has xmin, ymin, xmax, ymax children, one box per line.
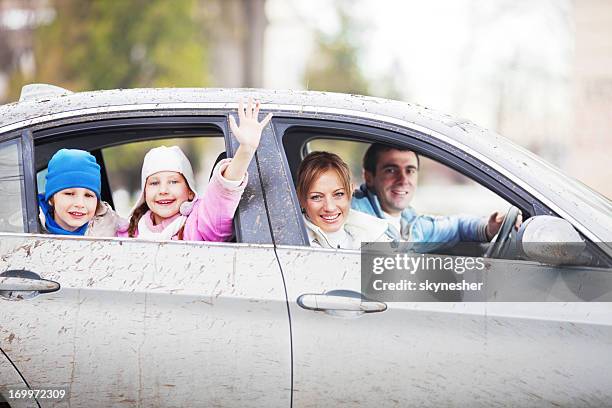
<box><xmin>1</xmin><ymin>86</ymin><xmax>610</xmax><ymax>243</ymax></box>
<box><xmin>0</xmin><ymin>87</ymin><xmax>464</xmax><ymax>130</ymax></box>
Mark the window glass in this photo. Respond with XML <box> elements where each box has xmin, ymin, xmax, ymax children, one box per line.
<box><xmin>103</xmin><ymin>137</ymin><xmax>225</xmax><ymax>216</ymax></box>
<box><xmin>37</xmin><ymin>168</ymin><xmax>47</xmax><ymax>194</ymax></box>
<box><xmin>0</xmin><ymin>139</ymin><xmax>26</xmax><ymax>232</ymax></box>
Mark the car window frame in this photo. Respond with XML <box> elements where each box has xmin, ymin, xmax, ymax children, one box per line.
<box><xmin>264</xmin><ymin>115</ymin><xmax>554</xmax><ymax>248</ymax></box>
<box><xmin>13</xmin><ymin>113</ymin><xmax>273</xmax><ymax>244</ymax></box>
<box><xmin>0</xmin><ymin>130</ymin><xmax>38</xmax><ymax>233</ymax></box>
<box><xmin>272</xmin><ymin>117</ymin><xmax>612</xmax><ymax>266</ymax></box>
<box><xmin>21</xmin><ymin>129</ymin><xmax>38</xmax><ymax>233</ymax></box>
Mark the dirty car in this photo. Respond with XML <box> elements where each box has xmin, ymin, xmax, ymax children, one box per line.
<box><xmin>1</xmin><ymin>85</ymin><xmax>612</xmax><ymax>407</ymax></box>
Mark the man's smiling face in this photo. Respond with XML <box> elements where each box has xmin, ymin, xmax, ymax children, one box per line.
<box><xmin>364</xmin><ymin>149</ymin><xmax>419</xmax><ymax>217</ymax></box>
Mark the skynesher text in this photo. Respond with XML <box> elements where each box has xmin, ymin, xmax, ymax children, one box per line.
<box><xmin>372</xmin><ymin>280</ymin><xmax>484</xmax><ymax>292</ymax></box>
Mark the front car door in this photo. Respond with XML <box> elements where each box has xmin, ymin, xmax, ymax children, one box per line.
<box><xmin>0</xmin><ymin>111</ymin><xmax>291</xmax><ymax>407</ymax></box>
<box><xmin>259</xmin><ymin>113</ymin><xmax>612</xmax><ymax>407</ymax></box>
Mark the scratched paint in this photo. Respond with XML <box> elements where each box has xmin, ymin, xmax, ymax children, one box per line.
<box><xmin>0</xmin><ymin>234</ymin><xmax>291</xmax><ymax>407</ymax></box>
<box><xmin>275</xmin><ymin>245</ymin><xmax>612</xmax><ymax>407</ymax></box>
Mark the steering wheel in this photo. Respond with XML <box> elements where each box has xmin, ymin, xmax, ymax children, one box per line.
<box><xmin>484</xmin><ymin>206</ymin><xmax>521</xmax><ymax>259</ymax></box>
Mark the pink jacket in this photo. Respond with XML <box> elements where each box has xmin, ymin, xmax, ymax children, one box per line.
<box><xmin>118</xmin><ymin>159</ymin><xmax>247</xmax><ymax>241</ymax></box>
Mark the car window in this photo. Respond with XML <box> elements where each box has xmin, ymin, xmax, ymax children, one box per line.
<box><xmin>307</xmin><ymin>139</ymin><xmax>510</xmax><ymax>216</ymax></box>
<box><xmin>281</xmin><ymin>132</ymin><xmax>522</xmax><ymax>259</ymax></box>
<box><xmin>32</xmin><ymin>115</ymin><xmax>274</xmax><ymax>244</ymax></box>
<box><xmin>0</xmin><ymin>138</ymin><xmax>26</xmax><ymax>233</ymax></box>
<box><xmin>102</xmin><ymin>137</ymin><xmax>225</xmax><ymax>216</ymax></box>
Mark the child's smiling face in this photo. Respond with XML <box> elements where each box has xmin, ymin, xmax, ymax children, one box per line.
<box><xmin>50</xmin><ymin>188</ymin><xmax>98</xmax><ymax>231</ymax></box>
<box><xmin>145</xmin><ymin>171</ymin><xmax>195</xmax><ymax>225</ymax></box>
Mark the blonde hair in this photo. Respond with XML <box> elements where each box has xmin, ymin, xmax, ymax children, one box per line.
<box><xmin>296</xmin><ymin>152</ymin><xmax>352</xmax><ymax>207</ymax></box>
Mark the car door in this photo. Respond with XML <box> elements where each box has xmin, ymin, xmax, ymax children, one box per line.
<box><xmin>260</xmin><ymin>115</ymin><xmax>612</xmax><ymax>407</ymax></box>
<box><xmin>0</xmin><ymin>132</ymin><xmax>39</xmax><ymax>408</ymax></box>
<box><xmin>0</xmin><ymin>115</ymin><xmax>291</xmax><ymax>408</ymax></box>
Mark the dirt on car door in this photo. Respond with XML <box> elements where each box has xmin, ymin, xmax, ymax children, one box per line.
<box><xmin>0</xmin><ymin>234</ymin><xmax>291</xmax><ymax>407</ymax></box>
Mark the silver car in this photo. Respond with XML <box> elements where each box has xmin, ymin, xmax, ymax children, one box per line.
<box><xmin>1</xmin><ymin>85</ymin><xmax>611</xmax><ymax>407</ymax></box>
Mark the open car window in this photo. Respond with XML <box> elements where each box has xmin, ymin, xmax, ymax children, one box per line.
<box><xmin>297</xmin><ymin>137</ymin><xmax>515</xmax><ymax>258</ymax></box>
<box><xmin>307</xmin><ymin>139</ymin><xmax>511</xmax><ymax>217</ymax></box>
<box><xmin>274</xmin><ymin>124</ymin><xmax>610</xmax><ymax>268</ymax></box>
<box><xmin>31</xmin><ymin>116</ymin><xmax>272</xmax><ymax>244</ymax></box>
<box><xmin>102</xmin><ymin>137</ymin><xmax>225</xmax><ymax>216</ymax></box>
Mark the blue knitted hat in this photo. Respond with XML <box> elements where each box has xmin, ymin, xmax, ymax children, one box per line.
<box><xmin>44</xmin><ymin>149</ymin><xmax>101</xmax><ymax>202</ymax></box>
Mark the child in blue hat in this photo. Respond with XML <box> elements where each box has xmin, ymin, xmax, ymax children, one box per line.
<box><xmin>38</xmin><ymin>149</ymin><xmax>125</xmax><ymax>236</ymax></box>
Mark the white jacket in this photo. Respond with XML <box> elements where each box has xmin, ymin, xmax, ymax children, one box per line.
<box><xmin>304</xmin><ymin>209</ymin><xmax>392</xmax><ymax>249</ymax></box>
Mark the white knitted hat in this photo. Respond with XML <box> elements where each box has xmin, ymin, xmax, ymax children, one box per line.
<box><xmin>133</xmin><ymin>145</ymin><xmax>197</xmax><ymax>213</ymax></box>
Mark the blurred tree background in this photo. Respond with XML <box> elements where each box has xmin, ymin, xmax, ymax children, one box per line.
<box><xmin>4</xmin><ymin>0</ymin><xmax>210</xmax><ymax>100</ymax></box>
<box><xmin>302</xmin><ymin>4</ymin><xmax>369</xmax><ymax>95</ymax></box>
<box><xmin>20</xmin><ymin>0</ymin><xmax>211</xmax><ymax>199</ymax></box>
<box><xmin>0</xmin><ymin>0</ymin><xmax>267</xmax><ymax>211</ymax></box>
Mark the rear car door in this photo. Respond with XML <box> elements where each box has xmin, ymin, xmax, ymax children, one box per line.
<box><xmin>0</xmin><ymin>132</ymin><xmax>39</xmax><ymax>408</ymax></box>
<box><xmin>261</xmin><ymin>114</ymin><xmax>612</xmax><ymax>407</ymax></box>
<box><xmin>0</xmin><ymin>113</ymin><xmax>291</xmax><ymax>407</ymax></box>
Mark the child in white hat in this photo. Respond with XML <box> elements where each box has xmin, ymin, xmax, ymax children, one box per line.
<box><xmin>119</xmin><ymin>98</ymin><xmax>271</xmax><ymax>241</ymax></box>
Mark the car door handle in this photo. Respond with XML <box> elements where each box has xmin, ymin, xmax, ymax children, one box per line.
<box><xmin>0</xmin><ymin>270</ymin><xmax>60</xmax><ymax>293</ymax></box>
<box><xmin>297</xmin><ymin>293</ymin><xmax>387</xmax><ymax>313</ymax></box>
<box><xmin>0</xmin><ymin>276</ymin><xmax>60</xmax><ymax>292</ymax></box>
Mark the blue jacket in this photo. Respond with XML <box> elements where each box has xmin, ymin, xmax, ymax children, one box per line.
<box><xmin>351</xmin><ymin>184</ymin><xmax>488</xmax><ymax>251</ymax></box>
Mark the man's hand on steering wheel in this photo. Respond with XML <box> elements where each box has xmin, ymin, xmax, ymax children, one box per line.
<box><xmin>485</xmin><ymin>210</ymin><xmax>523</xmax><ymax>241</ymax></box>
<box><xmin>484</xmin><ymin>206</ymin><xmax>523</xmax><ymax>259</ymax></box>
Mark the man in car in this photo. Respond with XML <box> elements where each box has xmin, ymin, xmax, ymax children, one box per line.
<box><xmin>351</xmin><ymin>143</ymin><xmax>514</xmax><ymax>250</ymax></box>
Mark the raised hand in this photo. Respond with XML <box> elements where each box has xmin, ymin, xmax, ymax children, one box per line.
<box><xmin>223</xmin><ymin>98</ymin><xmax>273</xmax><ymax>182</ymax></box>
<box><xmin>229</xmin><ymin>97</ymin><xmax>273</xmax><ymax>153</ymax></box>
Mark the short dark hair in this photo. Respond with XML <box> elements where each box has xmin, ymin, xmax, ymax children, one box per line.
<box><xmin>363</xmin><ymin>143</ymin><xmax>420</xmax><ymax>175</ymax></box>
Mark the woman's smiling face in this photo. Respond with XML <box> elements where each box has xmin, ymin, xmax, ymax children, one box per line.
<box><xmin>304</xmin><ymin>169</ymin><xmax>351</xmax><ymax>233</ymax></box>
<box><xmin>145</xmin><ymin>171</ymin><xmax>194</xmax><ymax>225</ymax></box>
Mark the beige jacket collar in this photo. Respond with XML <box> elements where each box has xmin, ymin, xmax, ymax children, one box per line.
<box><xmin>304</xmin><ymin>209</ymin><xmax>390</xmax><ymax>249</ymax></box>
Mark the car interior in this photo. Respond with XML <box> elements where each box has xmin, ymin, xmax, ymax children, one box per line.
<box><xmin>33</xmin><ymin>118</ymin><xmax>227</xmax><ymax>210</ymax></box>
<box><xmin>279</xmin><ymin>125</ymin><xmax>612</xmax><ymax>267</ymax></box>
<box><xmin>27</xmin><ymin>118</ymin><xmax>528</xmax><ymax>259</ymax></box>
<box><xmin>279</xmin><ymin>125</ymin><xmax>532</xmax><ymax>259</ymax></box>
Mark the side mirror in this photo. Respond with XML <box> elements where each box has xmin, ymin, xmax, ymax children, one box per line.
<box><xmin>517</xmin><ymin>216</ymin><xmax>586</xmax><ymax>266</ymax></box>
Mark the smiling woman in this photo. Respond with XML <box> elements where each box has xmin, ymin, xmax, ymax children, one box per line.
<box><xmin>303</xmin><ymin>170</ymin><xmax>350</xmax><ymax>233</ymax></box>
<box><xmin>296</xmin><ymin>151</ymin><xmax>390</xmax><ymax>249</ymax></box>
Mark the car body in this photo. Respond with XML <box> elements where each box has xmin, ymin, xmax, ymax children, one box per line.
<box><xmin>0</xmin><ymin>85</ymin><xmax>611</xmax><ymax>407</ymax></box>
